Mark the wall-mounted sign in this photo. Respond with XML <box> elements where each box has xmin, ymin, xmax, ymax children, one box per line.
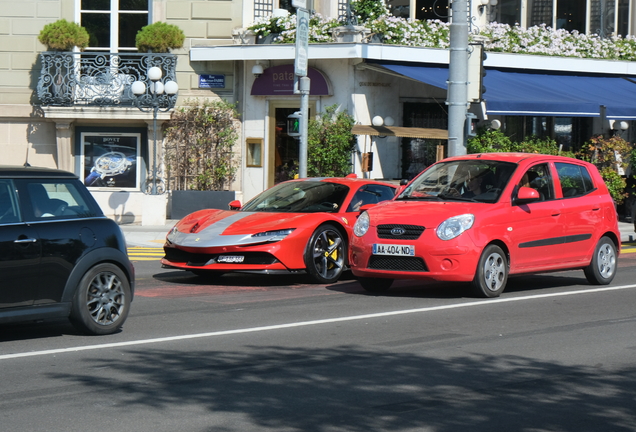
<box><xmin>199</xmin><ymin>74</ymin><xmax>225</xmax><ymax>88</ymax></box>
<box><xmin>251</xmin><ymin>64</ymin><xmax>331</xmax><ymax>96</ymax></box>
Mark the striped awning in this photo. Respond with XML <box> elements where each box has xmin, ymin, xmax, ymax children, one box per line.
<box><xmin>352</xmin><ymin>125</ymin><xmax>448</xmax><ymax>139</ymax></box>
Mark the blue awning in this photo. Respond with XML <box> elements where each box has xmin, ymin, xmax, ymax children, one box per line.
<box><xmin>369</xmin><ymin>61</ymin><xmax>636</xmax><ymax>119</ymax></box>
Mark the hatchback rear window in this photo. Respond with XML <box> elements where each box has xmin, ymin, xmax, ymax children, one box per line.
<box><xmin>17</xmin><ymin>179</ymin><xmax>102</xmax><ymax>221</ymax></box>
<box><xmin>555</xmin><ymin>163</ymin><xmax>594</xmax><ymax>197</ymax></box>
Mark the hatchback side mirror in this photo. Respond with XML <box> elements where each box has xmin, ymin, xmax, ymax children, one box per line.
<box><xmin>516</xmin><ymin>186</ymin><xmax>540</xmax><ymax>203</ymax></box>
<box><xmin>228</xmin><ymin>200</ymin><xmax>242</xmax><ymax>210</ymax></box>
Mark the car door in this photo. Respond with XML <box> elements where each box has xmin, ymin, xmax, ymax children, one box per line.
<box><xmin>554</xmin><ymin>162</ymin><xmax>603</xmax><ymax>263</ymax></box>
<box><xmin>506</xmin><ymin>163</ymin><xmax>566</xmax><ymax>271</ymax></box>
<box><xmin>0</xmin><ymin>180</ymin><xmax>41</xmax><ymax>308</ymax></box>
<box><xmin>16</xmin><ymin>179</ymin><xmax>96</xmax><ymax>305</ymax></box>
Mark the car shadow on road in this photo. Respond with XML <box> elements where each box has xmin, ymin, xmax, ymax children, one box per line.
<box><xmin>329</xmin><ymin>272</ymin><xmax>589</xmax><ymax>299</ymax></box>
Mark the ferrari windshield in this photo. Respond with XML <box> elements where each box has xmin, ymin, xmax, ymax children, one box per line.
<box><xmin>241</xmin><ymin>181</ymin><xmax>350</xmax><ymax>213</ymax></box>
<box><xmin>397</xmin><ymin>159</ymin><xmax>517</xmax><ymax>203</ymax></box>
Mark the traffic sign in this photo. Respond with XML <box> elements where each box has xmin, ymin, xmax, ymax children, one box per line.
<box><xmin>295</xmin><ymin>8</ymin><xmax>309</xmax><ymax>77</ymax></box>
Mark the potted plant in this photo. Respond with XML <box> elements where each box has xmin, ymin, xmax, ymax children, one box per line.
<box><xmin>135</xmin><ymin>22</ymin><xmax>185</xmax><ymax>53</ymax></box>
<box><xmin>38</xmin><ymin>19</ymin><xmax>89</xmax><ymax>51</ymax></box>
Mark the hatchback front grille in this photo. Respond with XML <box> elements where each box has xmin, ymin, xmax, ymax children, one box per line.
<box><xmin>368</xmin><ymin>255</ymin><xmax>427</xmax><ymax>271</ymax></box>
<box><xmin>377</xmin><ymin>224</ymin><xmax>425</xmax><ymax>240</ymax></box>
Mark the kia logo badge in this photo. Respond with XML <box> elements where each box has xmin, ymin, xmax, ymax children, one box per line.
<box><xmin>391</xmin><ymin>227</ymin><xmax>406</xmax><ymax>236</ymax></box>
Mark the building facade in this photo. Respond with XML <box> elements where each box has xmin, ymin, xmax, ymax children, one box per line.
<box><xmin>1</xmin><ymin>0</ymin><xmax>635</xmax><ymax>223</ymax></box>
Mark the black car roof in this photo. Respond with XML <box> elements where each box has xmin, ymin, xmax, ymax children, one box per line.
<box><xmin>0</xmin><ymin>165</ymin><xmax>78</xmax><ymax>179</ymax></box>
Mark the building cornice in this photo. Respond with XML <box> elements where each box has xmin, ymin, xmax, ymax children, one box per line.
<box><xmin>190</xmin><ymin>43</ymin><xmax>636</xmax><ymax>76</ymax></box>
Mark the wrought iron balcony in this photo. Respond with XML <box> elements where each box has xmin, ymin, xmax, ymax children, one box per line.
<box><xmin>37</xmin><ymin>52</ymin><xmax>178</xmax><ymax>107</ymax></box>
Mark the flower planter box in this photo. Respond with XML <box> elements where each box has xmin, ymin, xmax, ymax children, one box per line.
<box><xmin>169</xmin><ymin>190</ymin><xmax>236</xmax><ymax>219</ymax></box>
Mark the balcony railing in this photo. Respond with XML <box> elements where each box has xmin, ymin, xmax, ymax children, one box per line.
<box><xmin>37</xmin><ymin>52</ymin><xmax>178</xmax><ymax>107</ymax></box>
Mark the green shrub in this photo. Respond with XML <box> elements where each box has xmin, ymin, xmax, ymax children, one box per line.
<box><xmin>307</xmin><ymin>105</ymin><xmax>356</xmax><ymax>177</ymax></box>
<box><xmin>136</xmin><ymin>22</ymin><xmax>185</xmax><ymax>53</ymax></box>
<box><xmin>38</xmin><ymin>19</ymin><xmax>89</xmax><ymax>51</ymax></box>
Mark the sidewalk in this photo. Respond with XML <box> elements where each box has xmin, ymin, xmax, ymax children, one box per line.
<box><xmin>119</xmin><ymin>220</ymin><xmax>636</xmax><ymax>249</ymax></box>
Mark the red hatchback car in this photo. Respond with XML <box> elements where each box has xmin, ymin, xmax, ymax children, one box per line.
<box><xmin>349</xmin><ymin>153</ymin><xmax>621</xmax><ymax>297</ymax></box>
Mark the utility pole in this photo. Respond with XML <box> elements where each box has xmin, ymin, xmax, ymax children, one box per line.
<box><xmin>447</xmin><ymin>0</ymin><xmax>470</xmax><ymax>156</ymax></box>
<box><xmin>293</xmin><ymin>0</ymin><xmax>311</xmax><ymax>178</ymax></box>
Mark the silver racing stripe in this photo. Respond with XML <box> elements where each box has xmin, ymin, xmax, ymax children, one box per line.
<box><xmin>171</xmin><ymin>212</ymin><xmax>277</xmax><ymax>247</ymax></box>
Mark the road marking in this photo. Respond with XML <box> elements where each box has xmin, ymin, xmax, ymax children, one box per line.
<box><xmin>2</xmin><ymin>283</ymin><xmax>636</xmax><ymax>361</ymax></box>
<box><xmin>127</xmin><ymin>247</ymin><xmax>164</xmax><ymax>261</ymax></box>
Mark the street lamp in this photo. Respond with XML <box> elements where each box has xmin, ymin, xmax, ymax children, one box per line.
<box><xmin>132</xmin><ymin>66</ymin><xmax>178</xmax><ymax>195</ymax></box>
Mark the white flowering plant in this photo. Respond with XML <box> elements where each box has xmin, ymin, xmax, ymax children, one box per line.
<box><xmin>247</xmin><ymin>13</ymin><xmax>636</xmax><ymax>61</ymax></box>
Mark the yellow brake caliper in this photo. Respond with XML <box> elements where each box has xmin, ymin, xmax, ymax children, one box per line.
<box><xmin>324</xmin><ymin>238</ymin><xmax>337</xmax><ymax>268</ymax></box>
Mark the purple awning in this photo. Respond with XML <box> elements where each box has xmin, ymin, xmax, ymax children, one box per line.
<box><xmin>251</xmin><ymin>64</ymin><xmax>332</xmax><ymax>96</ymax></box>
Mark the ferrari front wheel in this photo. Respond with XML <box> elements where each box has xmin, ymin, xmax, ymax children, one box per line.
<box><xmin>304</xmin><ymin>224</ymin><xmax>346</xmax><ymax>284</ymax></box>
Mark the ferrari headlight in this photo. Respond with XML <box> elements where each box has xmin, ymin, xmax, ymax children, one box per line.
<box><xmin>436</xmin><ymin>214</ymin><xmax>475</xmax><ymax>241</ymax></box>
<box><xmin>353</xmin><ymin>211</ymin><xmax>370</xmax><ymax>237</ymax></box>
<box><xmin>166</xmin><ymin>225</ymin><xmax>178</xmax><ymax>244</ymax></box>
<box><xmin>252</xmin><ymin>228</ymin><xmax>295</xmax><ymax>241</ymax></box>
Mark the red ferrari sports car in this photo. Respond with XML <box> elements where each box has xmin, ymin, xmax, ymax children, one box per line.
<box><xmin>161</xmin><ymin>176</ymin><xmax>397</xmax><ymax>283</ymax></box>
<box><xmin>349</xmin><ymin>153</ymin><xmax>621</xmax><ymax>297</ymax></box>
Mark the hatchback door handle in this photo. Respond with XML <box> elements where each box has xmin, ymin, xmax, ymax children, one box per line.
<box><xmin>14</xmin><ymin>238</ymin><xmax>37</xmax><ymax>244</ymax></box>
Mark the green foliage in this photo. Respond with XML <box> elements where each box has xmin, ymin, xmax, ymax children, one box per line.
<box><xmin>577</xmin><ymin>135</ymin><xmax>631</xmax><ymax>204</ymax></box>
<box><xmin>136</xmin><ymin>22</ymin><xmax>185</xmax><ymax>53</ymax></box>
<box><xmin>467</xmin><ymin>128</ymin><xmax>576</xmax><ymax>157</ymax></box>
<box><xmin>307</xmin><ymin>105</ymin><xmax>356</xmax><ymax>177</ymax></box>
<box><xmin>38</xmin><ymin>19</ymin><xmax>89</xmax><ymax>51</ymax></box>
<box><xmin>349</xmin><ymin>0</ymin><xmax>390</xmax><ymax>22</ymax></box>
<box><xmin>164</xmin><ymin>99</ymin><xmax>239</xmax><ymax>191</ymax></box>
<box><xmin>598</xmin><ymin>166</ymin><xmax>628</xmax><ymax>204</ymax></box>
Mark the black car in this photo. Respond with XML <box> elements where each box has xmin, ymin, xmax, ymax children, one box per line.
<box><xmin>0</xmin><ymin>166</ymin><xmax>134</xmax><ymax>335</ymax></box>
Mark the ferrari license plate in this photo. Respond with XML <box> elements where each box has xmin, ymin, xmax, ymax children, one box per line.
<box><xmin>217</xmin><ymin>255</ymin><xmax>245</xmax><ymax>263</ymax></box>
<box><xmin>372</xmin><ymin>244</ymin><xmax>415</xmax><ymax>256</ymax></box>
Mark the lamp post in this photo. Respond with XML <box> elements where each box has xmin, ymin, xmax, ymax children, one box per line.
<box><xmin>132</xmin><ymin>66</ymin><xmax>178</xmax><ymax>195</ymax></box>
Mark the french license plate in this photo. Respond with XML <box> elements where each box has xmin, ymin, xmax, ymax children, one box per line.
<box><xmin>372</xmin><ymin>244</ymin><xmax>415</xmax><ymax>256</ymax></box>
<box><xmin>217</xmin><ymin>255</ymin><xmax>245</xmax><ymax>263</ymax></box>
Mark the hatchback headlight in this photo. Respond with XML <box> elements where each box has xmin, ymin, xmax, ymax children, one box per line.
<box><xmin>252</xmin><ymin>228</ymin><xmax>295</xmax><ymax>241</ymax></box>
<box><xmin>436</xmin><ymin>214</ymin><xmax>475</xmax><ymax>240</ymax></box>
<box><xmin>353</xmin><ymin>211</ymin><xmax>370</xmax><ymax>237</ymax></box>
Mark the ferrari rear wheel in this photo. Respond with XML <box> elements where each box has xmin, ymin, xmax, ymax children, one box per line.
<box><xmin>304</xmin><ymin>224</ymin><xmax>346</xmax><ymax>284</ymax></box>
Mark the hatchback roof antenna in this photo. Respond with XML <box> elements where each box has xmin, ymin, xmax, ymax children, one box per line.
<box><xmin>24</xmin><ymin>143</ymin><xmax>31</xmax><ymax>167</ymax></box>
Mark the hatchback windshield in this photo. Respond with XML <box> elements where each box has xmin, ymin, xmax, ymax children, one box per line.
<box><xmin>241</xmin><ymin>181</ymin><xmax>350</xmax><ymax>213</ymax></box>
<box><xmin>397</xmin><ymin>160</ymin><xmax>517</xmax><ymax>203</ymax></box>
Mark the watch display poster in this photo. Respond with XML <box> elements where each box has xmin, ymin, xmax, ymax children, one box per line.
<box><xmin>83</xmin><ymin>135</ymin><xmax>139</xmax><ymax>188</ymax></box>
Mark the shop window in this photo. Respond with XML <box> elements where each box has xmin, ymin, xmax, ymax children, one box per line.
<box><xmin>502</xmin><ymin>116</ymin><xmax>591</xmax><ymax>153</ymax></box>
<box><xmin>528</xmin><ymin>0</ymin><xmax>553</xmax><ymax>27</ymax></box>
<box><xmin>401</xmin><ymin>102</ymin><xmax>448</xmax><ymax>179</ymax></box>
<box><xmin>80</xmin><ymin>0</ymin><xmax>148</xmax><ymax>53</ymax></box>
<box><xmin>497</xmin><ymin>0</ymin><xmax>522</xmax><ymax>26</ymax></box>
<box><xmin>81</xmin><ymin>133</ymin><xmax>141</xmax><ymax>189</ymax></box>
<box><xmin>557</xmin><ymin>0</ymin><xmax>586</xmax><ymax>32</ymax></box>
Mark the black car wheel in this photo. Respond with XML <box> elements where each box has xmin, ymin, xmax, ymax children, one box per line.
<box><xmin>304</xmin><ymin>224</ymin><xmax>346</xmax><ymax>284</ymax></box>
<box><xmin>69</xmin><ymin>263</ymin><xmax>131</xmax><ymax>335</ymax></box>
<box><xmin>584</xmin><ymin>236</ymin><xmax>617</xmax><ymax>285</ymax></box>
<box><xmin>357</xmin><ymin>277</ymin><xmax>393</xmax><ymax>293</ymax></box>
<box><xmin>472</xmin><ymin>244</ymin><xmax>508</xmax><ymax>298</ymax></box>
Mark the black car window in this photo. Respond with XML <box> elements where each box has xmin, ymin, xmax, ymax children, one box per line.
<box><xmin>555</xmin><ymin>162</ymin><xmax>594</xmax><ymax>198</ymax></box>
<box><xmin>346</xmin><ymin>185</ymin><xmax>396</xmax><ymax>212</ymax></box>
<box><xmin>0</xmin><ymin>180</ymin><xmax>19</xmax><ymax>223</ymax></box>
<box><xmin>19</xmin><ymin>179</ymin><xmax>101</xmax><ymax>221</ymax></box>
<box><xmin>515</xmin><ymin>163</ymin><xmax>554</xmax><ymax>202</ymax></box>
<box><xmin>241</xmin><ymin>181</ymin><xmax>351</xmax><ymax>213</ymax></box>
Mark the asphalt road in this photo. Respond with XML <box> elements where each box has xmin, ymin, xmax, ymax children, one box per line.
<box><xmin>1</xmin><ymin>251</ymin><xmax>636</xmax><ymax>432</ymax></box>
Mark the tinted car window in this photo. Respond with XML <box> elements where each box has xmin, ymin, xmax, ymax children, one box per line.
<box><xmin>347</xmin><ymin>184</ymin><xmax>396</xmax><ymax>212</ymax></box>
<box><xmin>241</xmin><ymin>181</ymin><xmax>350</xmax><ymax>213</ymax></box>
<box><xmin>516</xmin><ymin>163</ymin><xmax>554</xmax><ymax>201</ymax></box>
<box><xmin>555</xmin><ymin>162</ymin><xmax>594</xmax><ymax>197</ymax></box>
<box><xmin>0</xmin><ymin>180</ymin><xmax>19</xmax><ymax>223</ymax></box>
<box><xmin>17</xmin><ymin>179</ymin><xmax>102</xmax><ymax>222</ymax></box>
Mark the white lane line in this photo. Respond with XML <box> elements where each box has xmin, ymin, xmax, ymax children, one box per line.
<box><xmin>2</xmin><ymin>283</ymin><xmax>636</xmax><ymax>361</ymax></box>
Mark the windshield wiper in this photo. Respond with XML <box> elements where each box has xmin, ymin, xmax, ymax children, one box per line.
<box><xmin>436</xmin><ymin>193</ymin><xmax>478</xmax><ymax>202</ymax></box>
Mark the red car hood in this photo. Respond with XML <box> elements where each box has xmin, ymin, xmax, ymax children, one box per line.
<box><xmin>177</xmin><ymin>209</ymin><xmax>316</xmax><ymax>235</ymax></box>
<box><xmin>367</xmin><ymin>200</ymin><xmax>489</xmax><ymax>228</ymax></box>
